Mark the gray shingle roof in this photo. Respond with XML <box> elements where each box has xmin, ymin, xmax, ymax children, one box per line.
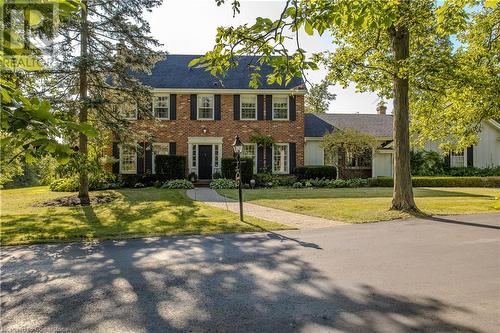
<box><xmin>133</xmin><ymin>54</ymin><xmax>305</xmax><ymax>90</ymax></box>
<box><xmin>305</xmin><ymin>113</ymin><xmax>393</xmax><ymax>138</ymax></box>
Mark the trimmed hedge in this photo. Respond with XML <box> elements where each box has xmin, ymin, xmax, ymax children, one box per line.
<box><xmin>368</xmin><ymin>176</ymin><xmax>500</xmax><ymax>188</ymax></box>
<box><xmin>221</xmin><ymin>157</ymin><xmax>254</xmax><ymax>183</ymax></box>
<box><xmin>252</xmin><ymin>173</ymin><xmax>297</xmax><ymax>187</ymax></box>
<box><xmin>295</xmin><ymin>166</ymin><xmax>337</xmax><ymax>180</ymax></box>
<box><xmin>50</xmin><ymin>173</ymin><xmax>119</xmax><ymax>192</ymax></box>
<box><xmin>155</xmin><ymin>155</ymin><xmax>186</xmax><ymax>181</ymax></box>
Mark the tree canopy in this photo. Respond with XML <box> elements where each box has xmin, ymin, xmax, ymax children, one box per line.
<box><xmin>305</xmin><ymin>80</ymin><xmax>336</xmax><ymax>113</ymax></box>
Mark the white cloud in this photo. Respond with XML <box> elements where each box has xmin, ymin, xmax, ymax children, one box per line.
<box><xmin>145</xmin><ymin>0</ymin><xmax>392</xmax><ymax>114</ymax></box>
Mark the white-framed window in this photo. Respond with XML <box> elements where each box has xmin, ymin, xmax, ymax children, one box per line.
<box><xmin>242</xmin><ymin>143</ymin><xmax>257</xmax><ymax>173</ymax></box>
<box><xmin>198</xmin><ymin>94</ymin><xmax>214</xmax><ymax>120</ymax></box>
<box><xmin>191</xmin><ymin>144</ymin><xmax>197</xmax><ymax>168</ymax></box>
<box><xmin>272</xmin><ymin>95</ymin><xmax>289</xmax><ymax>120</ymax></box>
<box><xmin>116</xmin><ymin>103</ymin><xmax>137</xmax><ymax>120</ymax></box>
<box><xmin>450</xmin><ymin>150</ymin><xmax>465</xmax><ymax>168</ymax></box>
<box><xmin>120</xmin><ymin>145</ymin><xmax>137</xmax><ymax>174</ymax></box>
<box><xmin>272</xmin><ymin>143</ymin><xmax>289</xmax><ymax>174</ymax></box>
<box><xmin>153</xmin><ymin>95</ymin><xmax>169</xmax><ymax>119</ymax></box>
<box><xmin>152</xmin><ymin>143</ymin><xmax>169</xmax><ymax>174</ymax></box>
<box><xmin>240</xmin><ymin>95</ymin><xmax>257</xmax><ymax>120</ymax></box>
<box><xmin>346</xmin><ymin>150</ymin><xmax>372</xmax><ymax>169</ymax></box>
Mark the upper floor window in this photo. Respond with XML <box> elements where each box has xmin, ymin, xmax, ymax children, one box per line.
<box><xmin>241</xmin><ymin>95</ymin><xmax>257</xmax><ymax>120</ymax></box>
<box><xmin>450</xmin><ymin>150</ymin><xmax>465</xmax><ymax>168</ymax></box>
<box><xmin>273</xmin><ymin>143</ymin><xmax>289</xmax><ymax>174</ymax></box>
<box><xmin>198</xmin><ymin>94</ymin><xmax>214</xmax><ymax>120</ymax></box>
<box><xmin>116</xmin><ymin>103</ymin><xmax>137</xmax><ymax>120</ymax></box>
<box><xmin>242</xmin><ymin>143</ymin><xmax>257</xmax><ymax>172</ymax></box>
<box><xmin>272</xmin><ymin>96</ymin><xmax>289</xmax><ymax>120</ymax></box>
<box><xmin>120</xmin><ymin>145</ymin><xmax>137</xmax><ymax>174</ymax></box>
<box><xmin>153</xmin><ymin>95</ymin><xmax>169</xmax><ymax>119</ymax></box>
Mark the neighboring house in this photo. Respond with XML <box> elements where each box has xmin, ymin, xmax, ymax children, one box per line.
<box><xmin>304</xmin><ymin>106</ymin><xmax>394</xmax><ymax>178</ymax></box>
<box><xmin>107</xmin><ymin>55</ymin><xmax>306</xmax><ymax>180</ymax></box>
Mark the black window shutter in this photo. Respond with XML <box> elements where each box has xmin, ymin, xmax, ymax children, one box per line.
<box><xmin>265</xmin><ymin>95</ymin><xmax>273</xmax><ymax>120</ymax></box>
<box><xmin>257</xmin><ymin>146</ymin><xmax>264</xmax><ymax>172</ymax></box>
<box><xmin>214</xmin><ymin>94</ymin><xmax>221</xmax><ymax>120</ymax></box>
<box><xmin>112</xmin><ymin>143</ymin><xmax>119</xmax><ymax>174</ymax></box>
<box><xmin>190</xmin><ymin>94</ymin><xmax>197</xmax><ymax>120</ymax></box>
<box><xmin>289</xmin><ymin>143</ymin><xmax>296</xmax><ymax>173</ymax></box>
<box><xmin>145</xmin><ymin>143</ymin><xmax>153</xmax><ymax>174</ymax></box>
<box><xmin>257</xmin><ymin>95</ymin><xmax>264</xmax><ymax>120</ymax></box>
<box><xmin>266</xmin><ymin>146</ymin><xmax>273</xmax><ymax>172</ymax></box>
<box><xmin>467</xmin><ymin>146</ymin><xmax>474</xmax><ymax>167</ymax></box>
<box><xmin>445</xmin><ymin>152</ymin><xmax>451</xmax><ymax>168</ymax></box>
<box><xmin>233</xmin><ymin>95</ymin><xmax>240</xmax><ymax>120</ymax></box>
<box><xmin>137</xmin><ymin>143</ymin><xmax>144</xmax><ymax>174</ymax></box>
<box><xmin>169</xmin><ymin>142</ymin><xmax>176</xmax><ymax>156</ymax></box>
<box><xmin>289</xmin><ymin>96</ymin><xmax>296</xmax><ymax>121</ymax></box>
<box><xmin>170</xmin><ymin>94</ymin><xmax>176</xmax><ymax>120</ymax></box>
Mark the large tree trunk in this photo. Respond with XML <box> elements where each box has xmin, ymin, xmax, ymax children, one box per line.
<box><xmin>78</xmin><ymin>0</ymin><xmax>90</xmax><ymax>204</ymax></box>
<box><xmin>389</xmin><ymin>25</ymin><xmax>418</xmax><ymax>213</ymax></box>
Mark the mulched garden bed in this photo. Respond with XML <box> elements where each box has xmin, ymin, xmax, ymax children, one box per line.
<box><xmin>34</xmin><ymin>193</ymin><xmax>119</xmax><ymax>207</ymax></box>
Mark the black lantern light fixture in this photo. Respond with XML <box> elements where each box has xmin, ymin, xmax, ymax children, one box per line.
<box><xmin>232</xmin><ymin>135</ymin><xmax>244</xmax><ymax>221</ymax></box>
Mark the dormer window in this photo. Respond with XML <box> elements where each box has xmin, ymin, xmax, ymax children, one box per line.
<box><xmin>153</xmin><ymin>95</ymin><xmax>169</xmax><ymax>119</ymax></box>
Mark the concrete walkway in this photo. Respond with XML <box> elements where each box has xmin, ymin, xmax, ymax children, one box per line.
<box><xmin>186</xmin><ymin>187</ymin><xmax>345</xmax><ymax>229</ymax></box>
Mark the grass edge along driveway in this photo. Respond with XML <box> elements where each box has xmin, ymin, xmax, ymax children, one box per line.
<box><xmin>0</xmin><ymin>186</ymin><xmax>287</xmax><ymax>246</ymax></box>
<box><xmin>217</xmin><ymin>187</ymin><xmax>500</xmax><ymax>223</ymax></box>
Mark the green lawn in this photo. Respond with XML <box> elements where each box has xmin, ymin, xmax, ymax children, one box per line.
<box><xmin>218</xmin><ymin>187</ymin><xmax>500</xmax><ymax>223</ymax></box>
<box><xmin>0</xmin><ymin>187</ymin><xmax>286</xmax><ymax>245</ymax></box>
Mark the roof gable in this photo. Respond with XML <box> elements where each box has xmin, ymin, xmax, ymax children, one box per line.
<box><xmin>132</xmin><ymin>55</ymin><xmax>305</xmax><ymax>90</ymax></box>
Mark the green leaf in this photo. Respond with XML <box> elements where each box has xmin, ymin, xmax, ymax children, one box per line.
<box><xmin>188</xmin><ymin>57</ymin><xmax>202</xmax><ymax>67</ymax></box>
<box><xmin>305</xmin><ymin>21</ymin><xmax>314</xmax><ymax>36</ymax></box>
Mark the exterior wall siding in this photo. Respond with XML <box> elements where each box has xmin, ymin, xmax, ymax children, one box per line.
<box><xmin>107</xmin><ymin>94</ymin><xmax>305</xmax><ymax>175</ymax></box>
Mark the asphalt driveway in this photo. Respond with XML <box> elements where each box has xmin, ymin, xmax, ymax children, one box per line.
<box><xmin>1</xmin><ymin>213</ymin><xmax>499</xmax><ymax>332</ymax></box>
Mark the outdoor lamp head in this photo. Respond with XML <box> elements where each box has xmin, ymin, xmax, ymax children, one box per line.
<box><xmin>232</xmin><ymin>135</ymin><xmax>243</xmax><ymax>155</ymax></box>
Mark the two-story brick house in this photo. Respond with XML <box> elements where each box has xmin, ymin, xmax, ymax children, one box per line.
<box><xmin>108</xmin><ymin>55</ymin><xmax>306</xmax><ymax>180</ymax></box>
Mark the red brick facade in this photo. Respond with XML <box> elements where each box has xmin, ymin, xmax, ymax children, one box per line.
<box><xmin>106</xmin><ymin>93</ymin><xmax>305</xmax><ymax>175</ymax></box>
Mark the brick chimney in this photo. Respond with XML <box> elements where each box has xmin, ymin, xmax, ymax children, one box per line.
<box><xmin>376</xmin><ymin>105</ymin><xmax>387</xmax><ymax>115</ymax></box>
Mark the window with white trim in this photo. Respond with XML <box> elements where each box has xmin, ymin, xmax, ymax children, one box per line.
<box><xmin>116</xmin><ymin>104</ymin><xmax>137</xmax><ymax>120</ymax></box>
<box><xmin>240</xmin><ymin>95</ymin><xmax>257</xmax><ymax>120</ymax></box>
<box><xmin>450</xmin><ymin>150</ymin><xmax>465</xmax><ymax>168</ymax></box>
<box><xmin>153</xmin><ymin>95</ymin><xmax>169</xmax><ymax>119</ymax></box>
<box><xmin>152</xmin><ymin>143</ymin><xmax>169</xmax><ymax>174</ymax></box>
<box><xmin>198</xmin><ymin>95</ymin><xmax>214</xmax><ymax>120</ymax></box>
<box><xmin>120</xmin><ymin>145</ymin><xmax>137</xmax><ymax>174</ymax></box>
<box><xmin>272</xmin><ymin>143</ymin><xmax>289</xmax><ymax>174</ymax></box>
<box><xmin>346</xmin><ymin>150</ymin><xmax>372</xmax><ymax>168</ymax></box>
<box><xmin>272</xmin><ymin>96</ymin><xmax>289</xmax><ymax>120</ymax></box>
<box><xmin>191</xmin><ymin>144</ymin><xmax>197</xmax><ymax>168</ymax></box>
<box><xmin>242</xmin><ymin>143</ymin><xmax>257</xmax><ymax>172</ymax></box>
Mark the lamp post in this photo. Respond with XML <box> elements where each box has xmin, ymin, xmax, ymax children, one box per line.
<box><xmin>232</xmin><ymin>135</ymin><xmax>244</xmax><ymax>222</ymax></box>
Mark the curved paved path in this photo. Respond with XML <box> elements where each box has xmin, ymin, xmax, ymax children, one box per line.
<box><xmin>186</xmin><ymin>188</ymin><xmax>346</xmax><ymax>229</ymax></box>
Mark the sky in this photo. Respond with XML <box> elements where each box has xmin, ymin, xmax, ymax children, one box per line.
<box><xmin>145</xmin><ymin>0</ymin><xmax>390</xmax><ymax>114</ymax></box>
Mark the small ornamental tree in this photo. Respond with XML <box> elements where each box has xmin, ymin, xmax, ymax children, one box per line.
<box><xmin>249</xmin><ymin>132</ymin><xmax>275</xmax><ymax>172</ymax></box>
<box><xmin>321</xmin><ymin>128</ymin><xmax>378</xmax><ymax>172</ymax></box>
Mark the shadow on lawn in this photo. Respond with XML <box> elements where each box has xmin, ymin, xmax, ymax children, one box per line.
<box><xmin>235</xmin><ymin>187</ymin><xmax>494</xmax><ymax>201</ymax></box>
<box><xmin>1</xmin><ymin>234</ymin><xmax>480</xmax><ymax>332</ymax></box>
<box><xmin>1</xmin><ymin>189</ymin><xmax>253</xmax><ymax>245</ymax></box>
